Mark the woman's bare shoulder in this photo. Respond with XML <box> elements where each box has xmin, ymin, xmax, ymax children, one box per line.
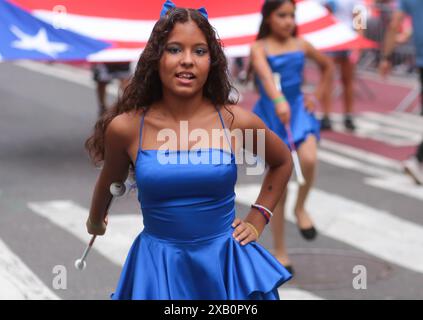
<box><xmin>221</xmin><ymin>105</ymin><xmax>265</xmax><ymax>130</ymax></box>
<box><xmin>251</xmin><ymin>39</ymin><xmax>264</xmax><ymax>51</ymax></box>
<box><xmin>106</xmin><ymin>109</ymin><xmax>143</xmax><ymax>143</ymax></box>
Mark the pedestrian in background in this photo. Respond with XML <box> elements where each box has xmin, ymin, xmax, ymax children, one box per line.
<box><xmin>380</xmin><ymin>0</ymin><xmax>423</xmax><ymax>184</ymax></box>
<box><xmin>317</xmin><ymin>0</ymin><xmax>366</xmax><ymax>131</ymax></box>
<box><xmin>91</xmin><ymin>62</ymin><xmax>132</xmax><ymax>117</ymax></box>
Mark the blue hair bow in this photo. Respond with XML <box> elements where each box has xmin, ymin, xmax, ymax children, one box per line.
<box><xmin>160</xmin><ymin>0</ymin><xmax>209</xmax><ymax>20</ymax></box>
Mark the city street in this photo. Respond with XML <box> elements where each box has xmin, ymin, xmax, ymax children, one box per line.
<box><xmin>1</xmin><ymin>61</ymin><xmax>422</xmax><ymax>300</ymax></box>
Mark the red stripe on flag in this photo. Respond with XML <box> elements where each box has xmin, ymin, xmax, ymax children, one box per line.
<box><xmin>10</xmin><ymin>0</ymin><xmax>264</xmax><ymax>20</ymax></box>
<box><xmin>321</xmin><ymin>37</ymin><xmax>378</xmax><ymax>51</ymax></box>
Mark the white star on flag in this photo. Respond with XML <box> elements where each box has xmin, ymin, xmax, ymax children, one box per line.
<box><xmin>10</xmin><ymin>25</ymin><xmax>69</xmax><ymax>58</ymax></box>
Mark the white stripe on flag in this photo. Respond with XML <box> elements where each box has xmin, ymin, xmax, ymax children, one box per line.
<box><xmin>88</xmin><ymin>48</ymin><xmax>143</xmax><ymax>62</ymax></box>
<box><xmin>235</xmin><ymin>183</ymin><xmax>423</xmax><ymax>274</ymax></box>
<box><xmin>0</xmin><ymin>238</ymin><xmax>59</xmax><ymax>300</ymax></box>
<box><xmin>303</xmin><ymin>22</ymin><xmax>357</xmax><ymax>50</ymax></box>
<box><xmin>33</xmin><ymin>10</ymin><xmax>262</xmax><ymax>43</ymax></box>
<box><xmin>33</xmin><ymin>10</ymin><xmax>156</xmax><ymax>42</ymax></box>
<box><xmin>296</xmin><ymin>0</ymin><xmax>328</xmax><ymax>24</ymax></box>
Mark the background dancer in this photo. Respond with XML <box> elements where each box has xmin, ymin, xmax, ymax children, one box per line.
<box><xmin>250</xmin><ymin>0</ymin><xmax>333</xmax><ymax>274</ymax></box>
<box><xmin>91</xmin><ymin>62</ymin><xmax>132</xmax><ymax>117</ymax></box>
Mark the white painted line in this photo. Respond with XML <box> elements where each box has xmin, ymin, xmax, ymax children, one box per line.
<box><xmin>393</xmin><ymin>112</ymin><xmax>423</xmax><ymax>127</ymax></box>
<box><xmin>235</xmin><ymin>183</ymin><xmax>423</xmax><ymax>274</ymax></box>
<box><xmin>365</xmin><ymin>175</ymin><xmax>423</xmax><ymax>201</ymax></box>
<box><xmin>353</xmin><ymin>120</ymin><xmax>422</xmax><ymax>144</ymax></box>
<box><xmin>395</xmin><ymin>86</ymin><xmax>421</xmax><ymax>113</ymax></box>
<box><xmin>331</xmin><ymin>122</ymin><xmax>420</xmax><ymax>147</ymax></box>
<box><xmin>318</xmin><ymin>149</ymin><xmax>396</xmax><ymax>177</ymax></box>
<box><xmin>318</xmin><ymin>149</ymin><xmax>423</xmax><ymax>202</ymax></box>
<box><xmin>320</xmin><ymin>139</ymin><xmax>402</xmax><ymax>172</ymax></box>
<box><xmin>14</xmin><ymin>61</ymin><xmax>119</xmax><ymax>96</ymax></box>
<box><xmin>27</xmin><ymin>200</ymin><xmax>143</xmax><ymax>267</ymax></box>
<box><xmin>278</xmin><ymin>287</ymin><xmax>324</xmax><ymax>300</ymax></box>
<box><xmin>362</xmin><ymin>112</ymin><xmax>423</xmax><ymax>134</ymax></box>
<box><xmin>27</xmin><ymin>200</ymin><xmax>323</xmax><ymax>300</ymax></box>
<box><xmin>0</xmin><ymin>238</ymin><xmax>60</xmax><ymax>300</ymax></box>
<box><xmin>355</xmin><ymin>69</ymin><xmax>418</xmax><ymax>88</ymax></box>
<box><xmin>325</xmin><ymin>113</ymin><xmax>421</xmax><ymax>146</ymax></box>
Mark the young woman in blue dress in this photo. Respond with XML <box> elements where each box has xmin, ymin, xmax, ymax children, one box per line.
<box><xmin>84</xmin><ymin>1</ymin><xmax>293</xmax><ymax>299</ymax></box>
<box><xmin>250</xmin><ymin>0</ymin><xmax>333</xmax><ymax>274</ymax></box>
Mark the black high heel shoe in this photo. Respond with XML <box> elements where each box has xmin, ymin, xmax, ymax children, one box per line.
<box><xmin>299</xmin><ymin>226</ymin><xmax>318</xmax><ymax>241</ymax></box>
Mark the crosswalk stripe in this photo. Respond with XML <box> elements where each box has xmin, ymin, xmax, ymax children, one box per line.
<box><xmin>320</xmin><ymin>139</ymin><xmax>402</xmax><ymax>172</ymax></box>
<box><xmin>327</xmin><ymin>113</ymin><xmax>421</xmax><ymax>146</ymax></box>
<box><xmin>318</xmin><ymin>149</ymin><xmax>397</xmax><ymax>177</ymax></box>
<box><xmin>364</xmin><ymin>175</ymin><xmax>423</xmax><ymax>202</ymax></box>
<box><xmin>27</xmin><ymin>200</ymin><xmax>143</xmax><ymax>267</ymax></box>
<box><xmin>0</xmin><ymin>238</ymin><xmax>59</xmax><ymax>300</ymax></box>
<box><xmin>317</xmin><ymin>149</ymin><xmax>423</xmax><ymax>202</ymax></box>
<box><xmin>362</xmin><ymin>112</ymin><xmax>423</xmax><ymax>134</ymax></box>
<box><xmin>235</xmin><ymin>183</ymin><xmax>423</xmax><ymax>274</ymax></box>
<box><xmin>27</xmin><ymin>200</ymin><xmax>324</xmax><ymax>300</ymax></box>
<box><xmin>15</xmin><ymin>61</ymin><xmax>120</xmax><ymax>97</ymax></box>
<box><xmin>393</xmin><ymin>112</ymin><xmax>423</xmax><ymax>127</ymax></box>
<box><xmin>278</xmin><ymin>288</ymin><xmax>324</xmax><ymax>300</ymax></box>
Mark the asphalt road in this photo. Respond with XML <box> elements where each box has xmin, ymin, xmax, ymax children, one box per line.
<box><xmin>1</xmin><ymin>62</ymin><xmax>422</xmax><ymax>300</ymax></box>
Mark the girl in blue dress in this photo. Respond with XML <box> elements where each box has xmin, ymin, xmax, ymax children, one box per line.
<box><xmin>250</xmin><ymin>0</ymin><xmax>333</xmax><ymax>274</ymax></box>
<box><xmin>84</xmin><ymin>1</ymin><xmax>293</xmax><ymax>300</ymax></box>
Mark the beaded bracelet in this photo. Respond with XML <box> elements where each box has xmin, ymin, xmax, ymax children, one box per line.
<box><xmin>251</xmin><ymin>204</ymin><xmax>273</xmax><ymax>224</ymax></box>
<box><xmin>272</xmin><ymin>95</ymin><xmax>286</xmax><ymax>105</ymax></box>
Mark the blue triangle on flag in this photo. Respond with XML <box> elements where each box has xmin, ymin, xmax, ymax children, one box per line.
<box><xmin>0</xmin><ymin>0</ymin><xmax>111</xmax><ymax>61</ymax></box>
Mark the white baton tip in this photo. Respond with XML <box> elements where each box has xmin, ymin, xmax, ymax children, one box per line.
<box><xmin>74</xmin><ymin>259</ymin><xmax>87</xmax><ymax>271</ymax></box>
<box><xmin>110</xmin><ymin>182</ymin><xmax>125</xmax><ymax>196</ymax></box>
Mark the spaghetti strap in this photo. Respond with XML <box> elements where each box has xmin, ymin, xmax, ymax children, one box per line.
<box><xmin>216</xmin><ymin>108</ymin><xmax>233</xmax><ymax>154</ymax></box>
<box><xmin>138</xmin><ymin>110</ymin><xmax>146</xmax><ymax>151</ymax></box>
<box><xmin>261</xmin><ymin>39</ymin><xmax>270</xmax><ymax>57</ymax></box>
<box><xmin>296</xmin><ymin>38</ymin><xmax>304</xmax><ymax>52</ymax></box>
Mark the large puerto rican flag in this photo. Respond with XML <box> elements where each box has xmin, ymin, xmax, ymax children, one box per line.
<box><xmin>4</xmin><ymin>0</ymin><xmax>375</xmax><ymax>62</ymax></box>
<box><xmin>0</xmin><ymin>0</ymin><xmax>111</xmax><ymax>61</ymax></box>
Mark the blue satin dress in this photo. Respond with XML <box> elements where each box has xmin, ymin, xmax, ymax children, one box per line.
<box><xmin>253</xmin><ymin>50</ymin><xmax>320</xmax><ymax>149</ymax></box>
<box><xmin>111</xmin><ymin>107</ymin><xmax>292</xmax><ymax>300</ymax></box>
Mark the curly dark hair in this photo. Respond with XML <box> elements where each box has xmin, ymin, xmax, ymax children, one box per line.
<box><xmin>246</xmin><ymin>0</ymin><xmax>297</xmax><ymax>89</ymax></box>
<box><xmin>85</xmin><ymin>7</ymin><xmax>237</xmax><ymax>166</ymax></box>
<box><xmin>257</xmin><ymin>0</ymin><xmax>297</xmax><ymax>40</ymax></box>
